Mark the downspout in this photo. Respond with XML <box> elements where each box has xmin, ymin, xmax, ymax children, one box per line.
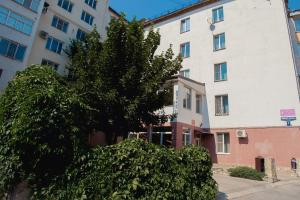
<box><xmin>282</xmin><ymin>0</ymin><xmax>300</xmax><ymax>100</ymax></box>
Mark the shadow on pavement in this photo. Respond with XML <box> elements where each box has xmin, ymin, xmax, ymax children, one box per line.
<box><xmin>216</xmin><ymin>192</ymin><xmax>228</xmax><ymax>200</ymax></box>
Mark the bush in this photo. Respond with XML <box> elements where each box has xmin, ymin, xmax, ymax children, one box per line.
<box><xmin>0</xmin><ymin>65</ymin><xmax>89</xmax><ymax>194</ymax></box>
<box><xmin>228</xmin><ymin>166</ymin><xmax>265</xmax><ymax>181</ymax></box>
<box><xmin>33</xmin><ymin>139</ymin><xmax>218</xmax><ymax>200</ymax></box>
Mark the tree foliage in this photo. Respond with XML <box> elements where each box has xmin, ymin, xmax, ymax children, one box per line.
<box><xmin>0</xmin><ymin>65</ymin><xmax>89</xmax><ymax>194</ymax></box>
<box><xmin>68</xmin><ymin>16</ymin><xmax>182</xmax><ymax>143</ymax></box>
<box><xmin>32</xmin><ymin>139</ymin><xmax>218</xmax><ymax>200</ymax></box>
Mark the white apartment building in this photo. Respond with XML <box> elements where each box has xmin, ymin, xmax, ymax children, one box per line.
<box><xmin>0</xmin><ymin>0</ymin><xmax>116</xmax><ymax>90</ymax></box>
<box><xmin>0</xmin><ymin>0</ymin><xmax>45</xmax><ymax>91</ymax></box>
<box><xmin>145</xmin><ymin>0</ymin><xmax>300</xmax><ymax>169</ymax></box>
<box><xmin>28</xmin><ymin>0</ymin><xmax>111</xmax><ymax>75</ymax></box>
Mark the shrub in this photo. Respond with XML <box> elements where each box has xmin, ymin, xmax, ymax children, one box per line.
<box><xmin>228</xmin><ymin>166</ymin><xmax>265</xmax><ymax>181</ymax></box>
<box><xmin>32</xmin><ymin>139</ymin><xmax>218</xmax><ymax>200</ymax></box>
<box><xmin>0</xmin><ymin>65</ymin><xmax>89</xmax><ymax>194</ymax></box>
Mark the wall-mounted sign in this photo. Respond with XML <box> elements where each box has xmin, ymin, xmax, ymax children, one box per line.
<box><xmin>280</xmin><ymin>109</ymin><xmax>296</xmax><ymax>126</ymax></box>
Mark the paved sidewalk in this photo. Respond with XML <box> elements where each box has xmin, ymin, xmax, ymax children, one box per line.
<box><xmin>214</xmin><ymin>174</ymin><xmax>300</xmax><ymax>200</ymax></box>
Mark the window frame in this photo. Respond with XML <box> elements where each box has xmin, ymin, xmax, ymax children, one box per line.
<box><xmin>45</xmin><ymin>36</ymin><xmax>63</xmax><ymax>54</ymax></box>
<box><xmin>183</xmin><ymin>87</ymin><xmax>192</xmax><ymax>110</ymax></box>
<box><xmin>85</xmin><ymin>0</ymin><xmax>97</xmax><ymax>9</ymax></box>
<box><xmin>212</xmin><ymin>7</ymin><xmax>224</xmax><ymax>24</ymax></box>
<box><xmin>214</xmin><ymin>62</ymin><xmax>227</xmax><ymax>82</ymax></box>
<box><xmin>51</xmin><ymin>15</ymin><xmax>69</xmax><ymax>33</ymax></box>
<box><xmin>81</xmin><ymin>10</ymin><xmax>94</xmax><ymax>25</ymax></box>
<box><xmin>57</xmin><ymin>0</ymin><xmax>73</xmax><ymax>13</ymax></box>
<box><xmin>295</xmin><ymin>19</ymin><xmax>300</xmax><ymax>32</ymax></box>
<box><xmin>215</xmin><ymin>94</ymin><xmax>229</xmax><ymax>116</ymax></box>
<box><xmin>0</xmin><ymin>37</ymin><xmax>27</xmax><ymax>62</ymax></box>
<box><xmin>180</xmin><ymin>17</ymin><xmax>190</xmax><ymax>33</ymax></box>
<box><xmin>216</xmin><ymin>132</ymin><xmax>230</xmax><ymax>154</ymax></box>
<box><xmin>182</xmin><ymin>129</ymin><xmax>192</xmax><ymax>146</ymax></box>
<box><xmin>41</xmin><ymin>59</ymin><xmax>59</xmax><ymax>71</ymax></box>
<box><xmin>76</xmin><ymin>29</ymin><xmax>87</xmax><ymax>41</ymax></box>
<box><xmin>13</xmin><ymin>0</ymin><xmax>41</xmax><ymax>13</ymax></box>
<box><xmin>179</xmin><ymin>69</ymin><xmax>190</xmax><ymax>78</ymax></box>
<box><xmin>180</xmin><ymin>42</ymin><xmax>190</xmax><ymax>58</ymax></box>
<box><xmin>196</xmin><ymin>94</ymin><xmax>202</xmax><ymax>114</ymax></box>
<box><xmin>214</xmin><ymin>33</ymin><xmax>226</xmax><ymax>51</ymax></box>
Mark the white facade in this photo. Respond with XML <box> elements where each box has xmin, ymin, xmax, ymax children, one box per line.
<box><xmin>146</xmin><ymin>0</ymin><xmax>300</xmax><ymax>129</ymax></box>
<box><xmin>0</xmin><ymin>0</ymin><xmax>45</xmax><ymax>91</ymax></box>
<box><xmin>28</xmin><ymin>0</ymin><xmax>110</xmax><ymax>75</ymax></box>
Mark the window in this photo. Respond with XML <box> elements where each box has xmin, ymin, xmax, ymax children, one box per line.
<box><xmin>57</xmin><ymin>0</ymin><xmax>73</xmax><ymax>12</ymax></box>
<box><xmin>180</xmin><ymin>18</ymin><xmax>190</xmax><ymax>33</ymax></box>
<box><xmin>212</xmin><ymin>7</ymin><xmax>224</xmax><ymax>23</ymax></box>
<box><xmin>180</xmin><ymin>42</ymin><xmax>190</xmax><ymax>58</ymax></box>
<box><xmin>182</xmin><ymin>129</ymin><xmax>192</xmax><ymax>146</ymax></box>
<box><xmin>179</xmin><ymin>69</ymin><xmax>190</xmax><ymax>78</ymax></box>
<box><xmin>45</xmin><ymin>36</ymin><xmax>63</xmax><ymax>54</ymax></box>
<box><xmin>0</xmin><ymin>37</ymin><xmax>26</xmax><ymax>61</ymax></box>
<box><xmin>85</xmin><ymin>0</ymin><xmax>97</xmax><ymax>9</ymax></box>
<box><xmin>214</xmin><ymin>62</ymin><xmax>227</xmax><ymax>81</ymax></box>
<box><xmin>183</xmin><ymin>87</ymin><xmax>191</xmax><ymax>110</ymax></box>
<box><xmin>295</xmin><ymin>19</ymin><xmax>300</xmax><ymax>32</ymax></box>
<box><xmin>0</xmin><ymin>69</ymin><xmax>3</xmax><ymax>78</ymax></box>
<box><xmin>76</xmin><ymin>29</ymin><xmax>87</xmax><ymax>41</ymax></box>
<box><xmin>0</xmin><ymin>6</ymin><xmax>34</xmax><ymax>35</ymax></box>
<box><xmin>214</xmin><ymin>33</ymin><xmax>225</xmax><ymax>51</ymax></box>
<box><xmin>13</xmin><ymin>0</ymin><xmax>41</xmax><ymax>12</ymax></box>
<box><xmin>196</xmin><ymin>94</ymin><xmax>202</xmax><ymax>114</ymax></box>
<box><xmin>217</xmin><ymin>133</ymin><xmax>230</xmax><ymax>153</ymax></box>
<box><xmin>41</xmin><ymin>59</ymin><xmax>59</xmax><ymax>71</ymax></box>
<box><xmin>81</xmin><ymin>11</ymin><xmax>94</xmax><ymax>25</ymax></box>
<box><xmin>51</xmin><ymin>16</ymin><xmax>69</xmax><ymax>33</ymax></box>
<box><xmin>215</xmin><ymin>95</ymin><xmax>229</xmax><ymax>115</ymax></box>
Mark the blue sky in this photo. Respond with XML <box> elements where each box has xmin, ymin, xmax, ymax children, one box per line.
<box><xmin>110</xmin><ymin>0</ymin><xmax>300</xmax><ymax>21</ymax></box>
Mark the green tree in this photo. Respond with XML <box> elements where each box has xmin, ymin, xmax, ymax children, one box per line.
<box><xmin>0</xmin><ymin>65</ymin><xmax>89</xmax><ymax>193</ymax></box>
<box><xmin>69</xmin><ymin>16</ymin><xmax>182</xmax><ymax>144</ymax></box>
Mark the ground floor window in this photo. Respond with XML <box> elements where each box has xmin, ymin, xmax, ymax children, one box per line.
<box><xmin>217</xmin><ymin>132</ymin><xmax>230</xmax><ymax>153</ymax></box>
<box><xmin>182</xmin><ymin>128</ymin><xmax>192</xmax><ymax>146</ymax></box>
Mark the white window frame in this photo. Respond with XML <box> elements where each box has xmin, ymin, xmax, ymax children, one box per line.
<box><xmin>214</xmin><ymin>62</ymin><xmax>227</xmax><ymax>81</ymax></box>
<box><xmin>85</xmin><ymin>0</ymin><xmax>97</xmax><ymax>9</ymax></box>
<box><xmin>0</xmin><ymin>6</ymin><xmax>34</xmax><ymax>35</ymax></box>
<box><xmin>51</xmin><ymin>16</ymin><xmax>69</xmax><ymax>33</ymax></box>
<box><xmin>0</xmin><ymin>37</ymin><xmax>27</xmax><ymax>61</ymax></box>
<box><xmin>13</xmin><ymin>0</ymin><xmax>41</xmax><ymax>12</ymax></box>
<box><xmin>81</xmin><ymin>11</ymin><xmax>94</xmax><ymax>25</ymax></box>
<box><xmin>183</xmin><ymin>87</ymin><xmax>192</xmax><ymax>110</ymax></box>
<box><xmin>180</xmin><ymin>18</ymin><xmax>190</xmax><ymax>33</ymax></box>
<box><xmin>212</xmin><ymin>7</ymin><xmax>224</xmax><ymax>23</ymax></box>
<box><xmin>57</xmin><ymin>0</ymin><xmax>73</xmax><ymax>13</ymax></box>
<box><xmin>45</xmin><ymin>36</ymin><xmax>63</xmax><ymax>54</ymax></box>
<box><xmin>215</xmin><ymin>95</ymin><xmax>229</xmax><ymax>116</ymax></box>
<box><xmin>180</xmin><ymin>42</ymin><xmax>190</xmax><ymax>58</ymax></box>
<box><xmin>182</xmin><ymin>129</ymin><xmax>192</xmax><ymax>146</ymax></box>
<box><xmin>214</xmin><ymin>33</ymin><xmax>225</xmax><ymax>51</ymax></box>
<box><xmin>216</xmin><ymin>133</ymin><xmax>230</xmax><ymax>154</ymax></box>
<box><xmin>179</xmin><ymin>69</ymin><xmax>190</xmax><ymax>78</ymax></box>
<box><xmin>196</xmin><ymin>94</ymin><xmax>202</xmax><ymax>114</ymax></box>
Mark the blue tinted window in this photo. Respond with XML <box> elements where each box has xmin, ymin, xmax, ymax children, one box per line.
<box><xmin>15</xmin><ymin>45</ymin><xmax>26</xmax><ymax>61</ymax></box>
<box><xmin>0</xmin><ymin>38</ymin><xmax>9</xmax><ymax>55</ymax></box>
<box><xmin>214</xmin><ymin>33</ymin><xmax>225</xmax><ymax>51</ymax></box>
<box><xmin>295</xmin><ymin>20</ymin><xmax>300</xmax><ymax>32</ymax></box>
<box><xmin>212</xmin><ymin>7</ymin><xmax>224</xmax><ymax>23</ymax></box>
<box><xmin>57</xmin><ymin>0</ymin><xmax>73</xmax><ymax>12</ymax></box>
<box><xmin>0</xmin><ymin>37</ymin><xmax>26</xmax><ymax>61</ymax></box>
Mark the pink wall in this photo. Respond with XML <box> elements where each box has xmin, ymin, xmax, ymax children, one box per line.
<box><xmin>210</xmin><ymin>127</ymin><xmax>300</xmax><ymax>168</ymax></box>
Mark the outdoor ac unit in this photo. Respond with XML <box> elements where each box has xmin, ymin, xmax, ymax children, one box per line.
<box><xmin>236</xmin><ymin>130</ymin><xmax>247</xmax><ymax>138</ymax></box>
<box><xmin>39</xmin><ymin>30</ymin><xmax>49</xmax><ymax>39</ymax></box>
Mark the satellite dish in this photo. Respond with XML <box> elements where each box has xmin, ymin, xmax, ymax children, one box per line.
<box><xmin>209</xmin><ymin>24</ymin><xmax>215</xmax><ymax>31</ymax></box>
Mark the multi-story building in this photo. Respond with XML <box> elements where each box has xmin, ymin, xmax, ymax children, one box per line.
<box><xmin>28</xmin><ymin>0</ymin><xmax>111</xmax><ymax>75</ymax></box>
<box><xmin>145</xmin><ymin>0</ymin><xmax>300</xmax><ymax>169</ymax></box>
<box><xmin>0</xmin><ymin>0</ymin><xmax>116</xmax><ymax>90</ymax></box>
<box><xmin>0</xmin><ymin>0</ymin><xmax>45</xmax><ymax>91</ymax></box>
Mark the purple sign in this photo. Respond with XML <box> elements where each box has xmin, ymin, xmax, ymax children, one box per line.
<box><xmin>280</xmin><ymin>109</ymin><xmax>296</xmax><ymax>117</ymax></box>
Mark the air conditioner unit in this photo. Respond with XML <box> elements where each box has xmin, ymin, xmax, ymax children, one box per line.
<box><xmin>236</xmin><ymin>130</ymin><xmax>247</xmax><ymax>138</ymax></box>
<box><xmin>39</xmin><ymin>30</ymin><xmax>49</xmax><ymax>39</ymax></box>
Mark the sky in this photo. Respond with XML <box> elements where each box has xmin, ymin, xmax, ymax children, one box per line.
<box><xmin>110</xmin><ymin>0</ymin><xmax>300</xmax><ymax>21</ymax></box>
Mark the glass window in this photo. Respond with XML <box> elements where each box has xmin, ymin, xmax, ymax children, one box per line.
<box><xmin>214</xmin><ymin>63</ymin><xmax>227</xmax><ymax>81</ymax></box>
<box><xmin>45</xmin><ymin>37</ymin><xmax>63</xmax><ymax>54</ymax></box>
<box><xmin>295</xmin><ymin>19</ymin><xmax>300</xmax><ymax>32</ymax></box>
<box><xmin>51</xmin><ymin>16</ymin><xmax>69</xmax><ymax>33</ymax></box>
<box><xmin>0</xmin><ymin>37</ymin><xmax>26</xmax><ymax>61</ymax></box>
<box><xmin>81</xmin><ymin>11</ymin><xmax>94</xmax><ymax>25</ymax></box>
<box><xmin>212</xmin><ymin>7</ymin><xmax>224</xmax><ymax>23</ymax></box>
<box><xmin>0</xmin><ymin>6</ymin><xmax>34</xmax><ymax>35</ymax></box>
<box><xmin>85</xmin><ymin>0</ymin><xmax>97</xmax><ymax>9</ymax></box>
<box><xmin>196</xmin><ymin>94</ymin><xmax>202</xmax><ymax>114</ymax></box>
<box><xmin>76</xmin><ymin>29</ymin><xmax>87</xmax><ymax>41</ymax></box>
<box><xmin>0</xmin><ymin>69</ymin><xmax>3</xmax><ymax>78</ymax></box>
<box><xmin>215</xmin><ymin>95</ymin><xmax>229</xmax><ymax>115</ymax></box>
<box><xmin>41</xmin><ymin>59</ymin><xmax>59</xmax><ymax>71</ymax></box>
<box><xmin>58</xmin><ymin>0</ymin><xmax>73</xmax><ymax>12</ymax></box>
<box><xmin>179</xmin><ymin>69</ymin><xmax>190</xmax><ymax>78</ymax></box>
<box><xmin>214</xmin><ymin>33</ymin><xmax>225</xmax><ymax>51</ymax></box>
<box><xmin>182</xmin><ymin>129</ymin><xmax>192</xmax><ymax>146</ymax></box>
<box><xmin>217</xmin><ymin>133</ymin><xmax>230</xmax><ymax>153</ymax></box>
<box><xmin>183</xmin><ymin>87</ymin><xmax>191</xmax><ymax>110</ymax></box>
<box><xmin>13</xmin><ymin>0</ymin><xmax>41</xmax><ymax>12</ymax></box>
<box><xmin>180</xmin><ymin>42</ymin><xmax>190</xmax><ymax>58</ymax></box>
<box><xmin>180</xmin><ymin>18</ymin><xmax>190</xmax><ymax>33</ymax></box>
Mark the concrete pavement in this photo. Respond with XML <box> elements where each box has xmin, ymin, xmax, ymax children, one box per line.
<box><xmin>214</xmin><ymin>174</ymin><xmax>300</xmax><ymax>200</ymax></box>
